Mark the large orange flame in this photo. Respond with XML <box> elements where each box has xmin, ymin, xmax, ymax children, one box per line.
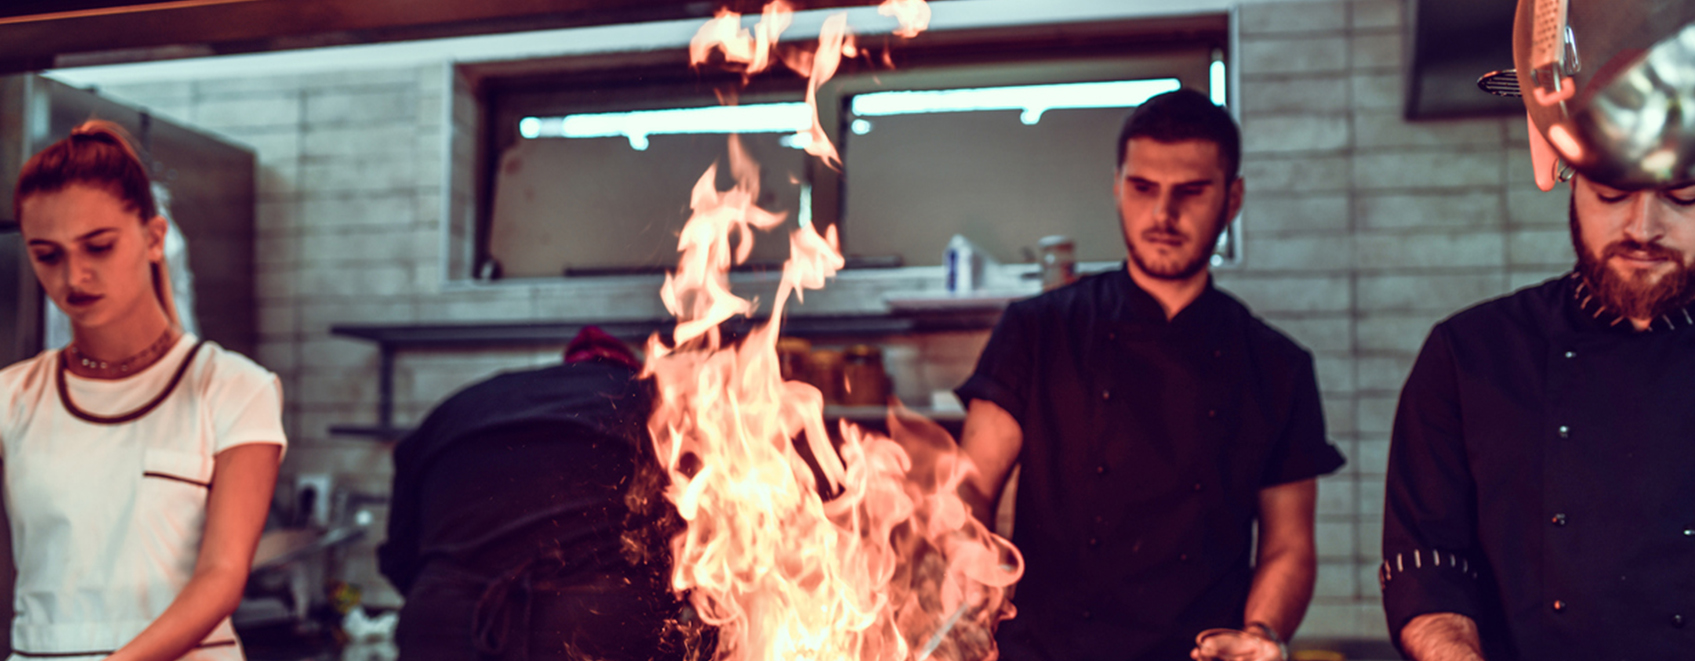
<box><xmin>642</xmin><ymin>3</ymin><xmax>1022</xmax><ymax>660</ymax></box>
<box><xmin>645</xmin><ymin>133</ymin><xmax>1022</xmax><ymax>660</ymax></box>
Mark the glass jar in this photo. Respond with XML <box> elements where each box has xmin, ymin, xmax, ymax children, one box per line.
<box><xmin>1037</xmin><ymin>235</ymin><xmax>1077</xmax><ymax>291</ymax></box>
<box><xmin>841</xmin><ymin>344</ymin><xmax>890</xmax><ymax>407</ymax></box>
<box><xmin>805</xmin><ymin>349</ymin><xmax>845</xmax><ymax>405</ymax></box>
<box><xmin>776</xmin><ymin>337</ymin><xmax>812</xmax><ymax>383</ymax></box>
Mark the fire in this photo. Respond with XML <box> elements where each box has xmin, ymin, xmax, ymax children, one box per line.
<box><xmin>878</xmin><ymin>0</ymin><xmax>932</xmax><ymax>38</ymax></box>
<box><xmin>645</xmin><ymin>134</ymin><xmax>1023</xmax><ymax>661</ymax></box>
<box><xmin>689</xmin><ymin>0</ymin><xmax>930</xmax><ymax>168</ymax></box>
<box><xmin>639</xmin><ymin>2</ymin><xmax>1023</xmax><ymax>659</ymax></box>
<box><xmin>800</xmin><ymin>14</ymin><xmax>851</xmax><ymax>167</ymax></box>
<box><xmin>689</xmin><ymin>1</ymin><xmax>795</xmax><ymax>75</ymax></box>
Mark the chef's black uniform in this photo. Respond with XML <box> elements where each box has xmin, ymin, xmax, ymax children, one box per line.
<box><xmin>1383</xmin><ymin>272</ymin><xmax>1695</xmax><ymax>660</ymax></box>
<box><xmin>958</xmin><ymin>267</ymin><xmax>1345</xmax><ymax>661</ymax></box>
<box><xmin>378</xmin><ymin>359</ymin><xmax>690</xmax><ymax>661</ymax></box>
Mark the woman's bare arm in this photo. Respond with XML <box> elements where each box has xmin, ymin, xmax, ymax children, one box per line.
<box><xmin>108</xmin><ymin>443</ymin><xmax>280</xmax><ymax>661</ymax></box>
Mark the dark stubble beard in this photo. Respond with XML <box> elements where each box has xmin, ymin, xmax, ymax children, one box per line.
<box><xmin>1570</xmin><ymin>196</ymin><xmax>1695</xmax><ymax>320</ymax></box>
<box><xmin>1124</xmin><ymin>203</ymin><xmax>1229</xmax><ymax>281</ymax></box>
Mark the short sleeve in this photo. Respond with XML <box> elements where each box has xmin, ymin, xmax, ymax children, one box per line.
<box><xmin>380</xmin><ymin>421</ymin><xmax>428</xmax><ymax>594</ymax></box>
<box><xmin>211</xmin><ymin>363</ymin><xmax>288</xmax><ymax>460</ymax></box>
<box><xmin>1261</xmin><ymin>351</ymin><xmax>1346</xmax><ymax>486</ymax></box>
<box><xmin>955</xmin><ymin>302</ymin><xmax>1038</xmax><ymax>423</ymax></box>
<box><xmin>1380</xmin><ymin>324</ymin><xmax>1491</xmax><ymax>650</ymax></box>
<box><xmin>0</xmin><ymin>355</ymin><xmax>48</xmax><ymax>463</ymax></box>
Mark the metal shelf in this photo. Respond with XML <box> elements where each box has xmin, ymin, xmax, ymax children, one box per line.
<box><xmin>326</xmin><ymin>425</ymin><xmax>412</xmax><ymax>440</ymax></box>
<box><xmin>325</xmin><ymin>309</ymin><xmax>1004</xmax><ymax>440</ymax></box>
<box><xmin>324</xmin><ymin>406</ymin><xmax>966</xmax><ymax>442</ymax></box>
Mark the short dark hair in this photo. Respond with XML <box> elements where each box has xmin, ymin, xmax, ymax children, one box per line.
<box><xmin>1116</xmin><ymin>88</ymin><xmax>1241</xmax><ymax>182</ymax></box>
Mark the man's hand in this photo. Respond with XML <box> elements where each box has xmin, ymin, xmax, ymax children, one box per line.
<box><xmin>1189</xmin><ymin>626</ymin><xmax>1284</xmax><ymax>661</ymax></box>
<box><xmin>1401</xmin><ymin>612</ymin><xmax>1486</xmax><ymax>661</ymax></box>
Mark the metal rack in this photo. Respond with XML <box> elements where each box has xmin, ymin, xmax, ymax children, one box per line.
<box><xmin>327</xmin><ymin>310</ymin><xmax>1000</xmax><ymax>440</ymax></box>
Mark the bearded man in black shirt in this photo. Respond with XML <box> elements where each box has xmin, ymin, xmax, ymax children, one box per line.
<box><xmin>955</xmin><ymin>88</ymin><xmax>1345</xmax><ymax>661</ymax></box>
<box><xmin>1381</xmin><ymin>171</ymin><xmax>1695</xmax><ymax>660</ymax></box>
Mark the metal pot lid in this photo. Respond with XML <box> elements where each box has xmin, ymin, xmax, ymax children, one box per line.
<box><xmin>1512</xmin><ymin>0</ymin><xmax>1695</xmax><ymax>188</ymax></box>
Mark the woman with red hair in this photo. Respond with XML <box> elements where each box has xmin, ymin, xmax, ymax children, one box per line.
<box><xmin>0</xmin><ymin>120</ymin><xmax>284</xmax><ymax>660</ymax></box>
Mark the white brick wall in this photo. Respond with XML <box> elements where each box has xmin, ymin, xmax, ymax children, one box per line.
<box><xmin>1240</xmin><ymin>37</ymin><xmax>1349</xmax><ymax>75</ymax></box>
<box><xmin>1222</xmin><ymin>0</ymin><xmax>1574</xmax><ymax>642</ymax></box>
<box><xmin>1357</xmin><ymin>191</ymin><xmax>1502</xmax><ymax>229</ymax></box>
<box><xmin>94</xmin><ymin>65</ymin><xmax>468</xmax><ymax>608</ymax></box>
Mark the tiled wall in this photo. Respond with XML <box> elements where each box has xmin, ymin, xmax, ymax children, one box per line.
<box><xmin>1221</xmin><ymin>0</ymin><xmax>1569</xmax><ymax>640</ymax></box>
<box><xmin>94</xmin><ymin>64</ymin><xmax>463</xmax><ymax>605</ymax></box>
<box><xmin>81</xmin><ymin>0</ymin><xmax>1574</xmax><ymax>641</ymax></box>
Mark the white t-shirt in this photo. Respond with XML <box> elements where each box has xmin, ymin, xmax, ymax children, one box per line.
<box><xmin>0</xmin><ymin>335</ymin><xmax>286</xmax><ymax>660</ymax></box>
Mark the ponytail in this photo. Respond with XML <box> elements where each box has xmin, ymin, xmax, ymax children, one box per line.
<box><xmin>16</xmin><ymin>120</ymin><xmax>157</xmax><ymax>222</ymax></box>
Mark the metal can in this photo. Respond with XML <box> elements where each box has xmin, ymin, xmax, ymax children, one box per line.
<box><xmin>1037</xmin><ymin>235</ymin><xmax>1076</xmax><ymax>291</ymax></box>
<box><xmin>776</xmin><ymin>337</ymin><xmax>812</xmax><ymax>383</ymax></box>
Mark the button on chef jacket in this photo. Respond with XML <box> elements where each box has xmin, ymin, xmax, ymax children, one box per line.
<box><xmin>1383</xmin><ymin>272</ymin><xmax>1695</xmax><ymax>660</ymax></box>
<box><xmin>957</xmin><ymin>267</ymin><xmax>1345</xmax><ymax>661</ymax></box>
<box><xmin>0</xmin><ymin>336</ymin><xmax>286</xmax><ymax>660</ymax></box>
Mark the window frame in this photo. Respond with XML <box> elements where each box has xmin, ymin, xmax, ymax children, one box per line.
<box><xmin>460</xmin><ymin>14</ymin><xmax>1230</xmax><ymax>281</ymax></box>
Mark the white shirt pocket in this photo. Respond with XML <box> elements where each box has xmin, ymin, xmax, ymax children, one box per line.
<box><xmin>137</xmin><ymin>448</ymin><xmax>212</xmax><ymax>584</ymax></box>
<box><xmin>141</xmin><ymin>448</ymin><xmax>212</xmax><ymax>489</ymax></box>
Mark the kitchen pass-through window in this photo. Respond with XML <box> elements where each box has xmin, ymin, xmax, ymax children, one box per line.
<box><xmin>472</xmin><ymin>16</ymin><xmax>1233</xmax><ymax>280</ymax></box>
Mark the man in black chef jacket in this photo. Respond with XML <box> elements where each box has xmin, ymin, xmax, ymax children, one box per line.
<box><xmin>956</xmin><ymin>88</ymin><xmax>1346</xmax><ymax>661</ymax></box>
<box><xmin>379</xmin><ymin>328</ymin><xmax>696</xmax><ymax>661</ymax></box>
<box><xmin>1381</xmin><ymin>169</ymin><xmax>1695</xmax><ymax>658</ymax></box>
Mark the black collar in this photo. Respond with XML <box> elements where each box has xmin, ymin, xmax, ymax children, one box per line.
<box><xmin>1108</xmin><ymin>265</ymin><xmax>1222</xmax><ymax>326</ymax></box>
<box><xmin>1568</xmin><ymin>271</ymin><xmax>1695</xmax><ymax>333</ymax></box>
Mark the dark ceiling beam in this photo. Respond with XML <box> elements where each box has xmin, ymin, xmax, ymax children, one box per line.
<box><xmin>0</xmin><ymin>0</ymin><xmax>914</xmax><ymax>74</ymax></box>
